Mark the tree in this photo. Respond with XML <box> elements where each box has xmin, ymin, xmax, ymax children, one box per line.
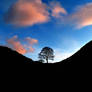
<box><xmin>38</xmin><ymin>47</ymin><xmax>54</xmax><ymax>63</ymax></box>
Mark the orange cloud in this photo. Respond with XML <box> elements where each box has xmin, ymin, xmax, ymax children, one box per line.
<box><xmin>4</xmin><ymin>0</ymin><xmax>49</xmax><ymax>26</ymax></box>
<box><xmin>26</xmin><ymin>37</ymin><xmax>38</xmax><ymax>45</ymax></box>
<box><xmin>7</xmin><ymin>36</ymin><xmax>27</xmax><ymax>54</ymax></box>
<box><xmin>7</xmin><ymin>36</ymin><xmax>38</xmax><ymax>54</ymax></box>
<box><xmin>50</xmin><ymin>2</ymin><xmax>67</xmax><ymax>18</ymax></box>
<box><xmin>70</xmin><ymin>3</ymin><xmax>92</xmax><ymax>28</ymax></box>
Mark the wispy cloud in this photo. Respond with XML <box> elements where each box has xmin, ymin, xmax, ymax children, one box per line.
<box><xmin>6</xmin><ymin>35</ymin><xmax>38</xmax><ymax>54</ymax></box>
<box><xmin>50</xmin><ymin>1</ymin><xmax>67</xmax><ymax>18</ymax></box>
<box><xmin>25</xmin><ymin>37</ymin><xmax>38</xmax><ymax>53</ymax></box>
<box><xmin>70</xmin><ymin>3</ymin><xmax>92</xmax><ymax>29</ymax></box>
<box><xmin>61</xmin><ymin>2</ymin><xmax>92</xmax><ymax>29</ymax></box>
<box><xmin>25</xmin><ymin>37</ymin><xmax>38</xmax><ymax>45</ymax></box>
<box><xmin>7</xmin><ymin>35</ymin><xmax>27</xmax><ymax>54</ymax></box>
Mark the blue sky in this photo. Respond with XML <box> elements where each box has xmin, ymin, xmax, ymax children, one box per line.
<box><xmin>0</xmin><ymin>0</ymin><xmax>92</xmax><ymax>63</ymax></box>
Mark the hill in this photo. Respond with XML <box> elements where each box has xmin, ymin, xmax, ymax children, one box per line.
<box><xmin>0</xmin><ymin>41</ymin><xmax>92</xmax><ymax>72</ymax></box>
<box><xmin>0</xmin><ymin>46</ymin><xmax>62</xmax><ymax>72</ymax></box>
<box><xmin>56</xmin><ymin>41</ymin><xmax>92</xmax><ymax>71</ymax></box>
<box><xmin>0</xmin><ymin>46</ymin><xmax>41</xmax><ymax>65</ymax></box>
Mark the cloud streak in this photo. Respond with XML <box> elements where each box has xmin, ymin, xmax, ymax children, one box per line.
<box><xmin>7</xmin><ymin>35</ymin><xmax>38</xmax><ymax>54</ymax></box>
<box><xmin>50</xmin><ymin>2</ymin><xmax>67</xmax><ymax>18</ymax></box>
<box><xmin>71</xmin><ymin>3</ymin><xmax>92</xmax><ymax>28</ymax></box>
<box><xmin>25</xmin><ymin>37</ymin><xmax>38</xmax><ymax>45</ymax></box>
<box><xmin>7</xmin><ymin>36</ymin><xmax>27</xmax><ymax>54</ymax></box>
<box><xmin>62</xmin><ymin>3</ymin><xmax>92</xmax><ymax>29</ymax></box>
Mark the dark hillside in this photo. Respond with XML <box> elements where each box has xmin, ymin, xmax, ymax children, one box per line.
<box><xmin>0</xmin><ymin>41</ymin><xmax>92</xmax><ymax>72</ymax></box>
<box><xmin>56</xmin><ymin>41</ymin><xmax>92</xmax><ymax>72</ymax></box>
<box><xmin>0</xmin><ymin>46</ymin><xmax>40</xmax><ymax>65</ymax></box>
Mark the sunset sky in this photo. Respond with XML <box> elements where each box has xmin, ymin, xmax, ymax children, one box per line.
<box><xmin>0</xmin><ymin>0</ymin><xmax>92</xmax><ymax>62</ymax></box>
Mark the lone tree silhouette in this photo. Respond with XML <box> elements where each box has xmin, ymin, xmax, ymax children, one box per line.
<box><xmin>38</xmin><ymin>47</ymin><xmax>54</xmax><ymax>63</ymax></box>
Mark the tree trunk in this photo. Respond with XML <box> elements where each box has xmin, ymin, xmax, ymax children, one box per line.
<box><xmin>46</xmin><ymin>57</ymin><xmax>48</xmax><ymax>63</ymax></box>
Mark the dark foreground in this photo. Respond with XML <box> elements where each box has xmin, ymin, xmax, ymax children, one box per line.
<box><xmin>0</xmin><ymin>41</ymin><xmax>92</xmax><ymax>72</ymax></box>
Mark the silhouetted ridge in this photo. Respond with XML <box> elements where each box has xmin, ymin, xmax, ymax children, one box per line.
<box><xmin>0</xmin><ymin>41</ymin><xmax>92</xmax><ymax>72</ymax></box>
<box><xmin>62</xmin><ymin>41</ymin><xmax>92</xmax><ymax>62</ymax></box>
<box><xmin>56</xmin><ymin>41</ymin><xmax>92</xmax><ymax>71</ymax></box>
<box><xmin>0</xmin><ymin>46</ymin><xmax>40</xmax><ymax>65</ymax></box>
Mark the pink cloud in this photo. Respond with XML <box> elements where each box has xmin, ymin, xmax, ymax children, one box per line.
<box><xmin>5</xmin><ymin>0</ymin><xmax>92</xmax><ymax>29</ymax></box>
<box><xmin>50</xmin><ymin>2</ymin><xmax>67</xmax><ymax>18</ymax></box>
<box><xmin>69</xmin><ymin>3</ymin><xmax>92</xmax><ymax>28</ymax></box>
<box><xmin>7</xmin><ymin>36</ymin><xmax>38</xmax><ymax>54</ymax></box>
<box><xmin>26</xmin><ymin>37</ymin><xmax>38</xmax><ymax>45</ymax></box>
<box><xmin>7</xmin><ymin>36</ymin><xmax>27</xmax><ymax>54</ymax></box>
<box><xmin>5</xmin><ymin>0</ymin><xmax>49</xmax><ymax>26</ymax></box>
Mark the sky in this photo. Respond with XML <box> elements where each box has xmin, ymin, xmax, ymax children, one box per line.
<box><xmin>0</xmin><ymin>0</ymin><xmax>92</xmax><ymax>63</ymax></box>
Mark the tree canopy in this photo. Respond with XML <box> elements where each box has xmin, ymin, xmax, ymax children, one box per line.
<box><xmin>38</xmin><ymin>47</ymin><xmax>54</xmax><ymax>63</ymax></box>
